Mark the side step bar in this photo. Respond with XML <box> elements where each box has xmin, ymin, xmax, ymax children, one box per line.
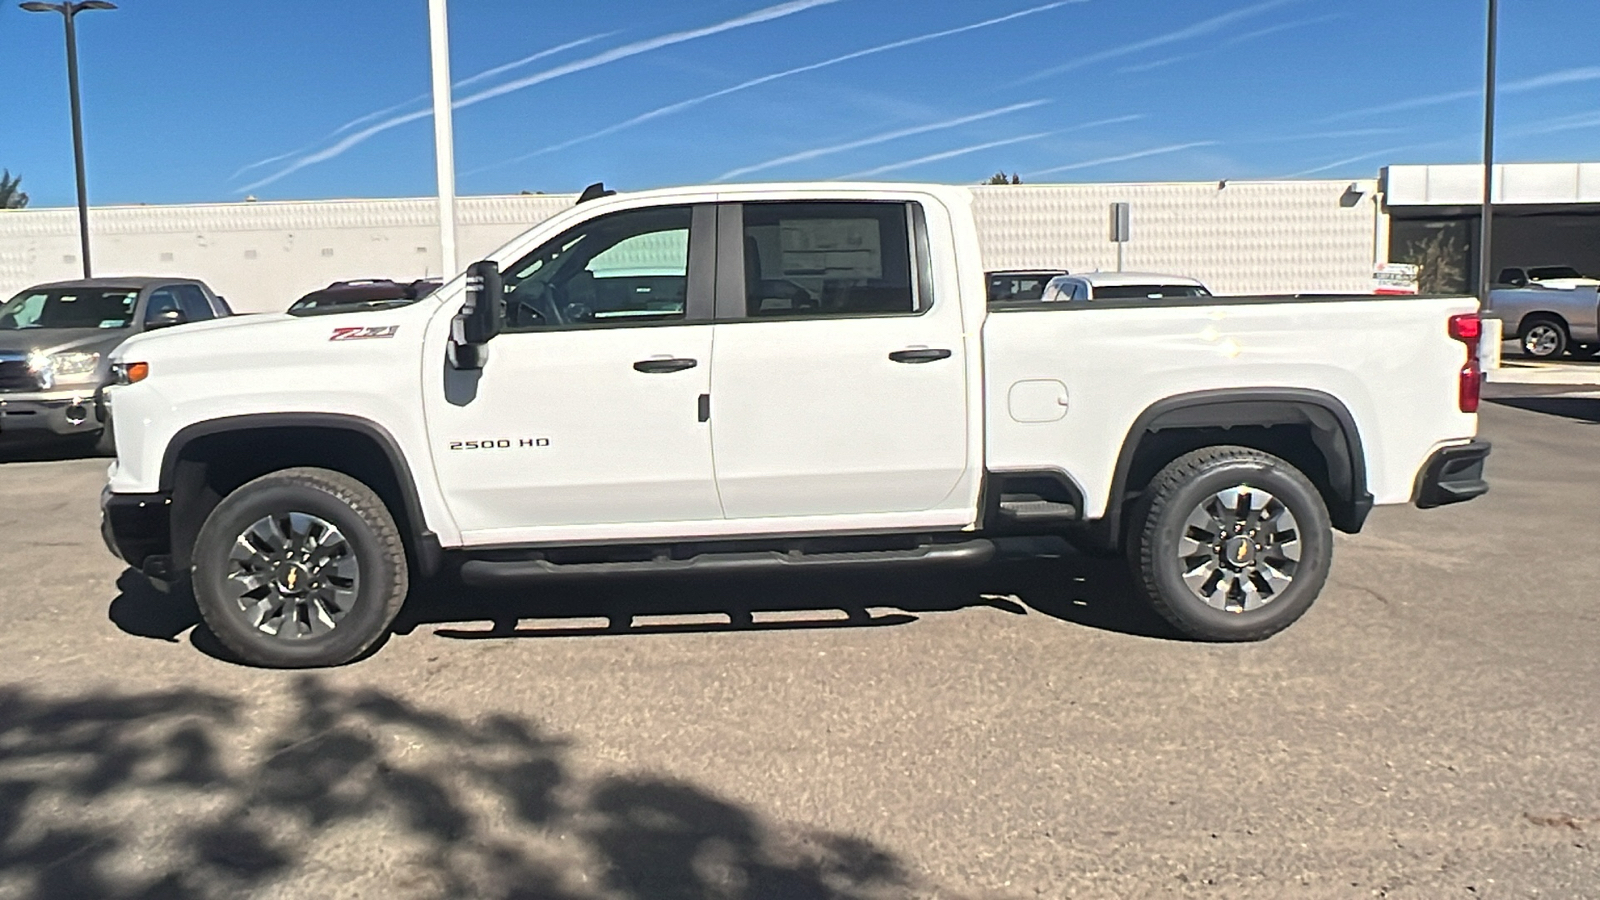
<box><xmin>459</xmin><ymin>539</ymin><xmax>997</xmax><ymax>588</ymax></box>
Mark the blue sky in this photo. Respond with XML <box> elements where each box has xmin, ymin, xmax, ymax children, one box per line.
<box><xmin>3</xmin><ymin>0</ymin><xmax>1598</xmax><ymax>207</ymax></box>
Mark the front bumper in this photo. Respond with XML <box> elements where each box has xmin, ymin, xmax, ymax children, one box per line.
<box><xmin>0</xmin><ymin>388</ymin><xmax>105</xmax><ymax>436</ymax></box>
<box><xmin>1413</xmin><ymin>440</ymin><xmax>1492</xmax><ymax>509</ymax></box>
<box><xmin>101</xmin><ymin>486</ymin><xmax>173</xmax><ymax>575</ymax></box>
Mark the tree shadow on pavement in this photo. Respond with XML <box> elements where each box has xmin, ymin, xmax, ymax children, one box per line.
<box><xmin>1486</xmin><ymin>395</ymin><xmax>1600</xmax><ymax>424</ymax></box>
<box><xmin>0</xmin><ymin>678</ymin><xmax>973</xmax><ymax>900</ymax></box>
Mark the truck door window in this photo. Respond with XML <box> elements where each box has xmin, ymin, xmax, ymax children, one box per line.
<box><xmin>144</xmin><ymin>289</ymin><xmax>182</xmax><ymax>323</ymax></box>
<box><xmin>739</xmin><ymin>202</ymin><xmax>919</xmax><ymax>318</ymax></box>
<box><xmin>172</xmin><ymin>284</ymin><xmax>216</xmax><ymax>322</ymax></box>
<box><xmin>502</xmin><ymin>205</ymin><xmax>695</xmax><ymax>330</ymax></box>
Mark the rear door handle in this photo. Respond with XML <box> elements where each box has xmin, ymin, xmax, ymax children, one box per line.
<box><xmin>888</xmin><ymin>348</ymin><xmax>952</xmax><ymax>364</ymax></box>
<box><xmin>633</xmin><ymin>357</ymin><xmax>699</xmax><ymax>373</ymax></box>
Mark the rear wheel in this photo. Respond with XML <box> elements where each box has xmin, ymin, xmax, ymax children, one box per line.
<box><xmin>1520</xmin><ymin>317</ymin><xmax>1568</xmax><ymax>359</ymax></box>
<box><xmin>1128</xmin><ymin>446</ymin><xmax>1332</xmax><ymax>642</ymax></box>
<box><xmin>192</xmin><ymin>467</ymin><xmax>408</xmax><ymax>668</ymax></box>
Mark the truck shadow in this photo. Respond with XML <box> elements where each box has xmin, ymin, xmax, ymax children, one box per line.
<box><xmin>1486</xmin><ymin>395</ymin><xmax>1600</xmax><ymax>424</ymax></box>
<box><xmin>106</xmin><ymin>540</ymin><xmax>1179</xmax><ymax>665</ymax></box>
<box><xmin>0</xmin><ymin>435</ymin><xmax>105</xmax><ymax>464</ymax></box>
<box><xmin>0</xmin><ymin>676</ymin><xmax>967</xmax><ymax>899</ymax></box>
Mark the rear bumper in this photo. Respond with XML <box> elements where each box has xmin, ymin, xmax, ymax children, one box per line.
<box><xmin>101</xmin><ymin>486</ymin><xmax>173</xmax><ymax>575</ymax></box>
<box><xmin>1413</xmin><ymin>441</ymin><xmax>1491</xmax><ymax>509</ymax></box>
<box><xmin>0</xmin><ymin>389</ymin><xmax>105</xmax><ymax>436</ymax></box>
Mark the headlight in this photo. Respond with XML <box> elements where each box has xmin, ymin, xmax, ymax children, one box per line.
<box><xmin>28</xmin><ymin>350</ymin><xmax>101</xmax><ymax>388</ymax></box>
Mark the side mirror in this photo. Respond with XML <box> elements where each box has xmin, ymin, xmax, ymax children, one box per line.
<box><xmin>145</xmin><ymin>308</ymin><xmax>188</xmax><ymax>330</ymax></box>
<box><xmin>449</xmin><ymin>260</ymin><xmax>504</xmax><ymax>370</ymax></box>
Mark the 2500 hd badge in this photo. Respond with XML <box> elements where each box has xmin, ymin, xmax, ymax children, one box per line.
<box><xmin>449</xmin><ymin>438</ymin><xmax>551</xmax><ymax>450</ymax></box>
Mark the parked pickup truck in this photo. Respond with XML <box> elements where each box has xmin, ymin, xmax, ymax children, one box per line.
<box><xmin>99</xmin><ymin>183</ymin><xmax>1492</xmax><ymax>668</ymax></box>
<box><xmin>1484</xmin><ymin>284</ymin><xmax>1600</xmax><ymax>359</ymax></box>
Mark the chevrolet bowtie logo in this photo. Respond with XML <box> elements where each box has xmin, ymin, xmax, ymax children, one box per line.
<box><xmin>1235</xmin><ymin>543</ymin><xmax>1250</xmax><ymax>563</ymax></box>
<box><xmin>286</xmin><ymin>568</ymin><xmax>299</xmax><ymax>589</ymax></box>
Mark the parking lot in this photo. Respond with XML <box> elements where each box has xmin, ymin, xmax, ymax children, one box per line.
<box><xmin>0</xmin><ymin>386</ymin><xmax>1596</xmax><ymax>899</ymax></box>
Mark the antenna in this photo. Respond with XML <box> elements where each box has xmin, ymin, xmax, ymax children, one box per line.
<box><xmin>577</xmin><ymin>182</ymin><xmax>616</xmax><ymax>205</ymax></box>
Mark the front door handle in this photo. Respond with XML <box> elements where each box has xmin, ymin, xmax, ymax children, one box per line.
<box><xmin>888</xmin><ymin>348</ymin><xmax>953</xmax><ymax>364</ymax></box>
<box><xmin>633</xmin><ymin>357</ymin><xmax>699</xmax><ymax>374</ymax></box>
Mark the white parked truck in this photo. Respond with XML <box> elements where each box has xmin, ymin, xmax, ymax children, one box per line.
<box><xmin>100</xmin><ymin>183</ymin><xmax>1492</xmax><ymax>668</ymax></box>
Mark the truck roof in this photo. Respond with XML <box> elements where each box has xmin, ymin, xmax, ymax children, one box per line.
<box><xmin>25</xmin><ymin>276</ymin><xmax>203</xmax><ymax>291</ymax></box>
<box><xmin>1058</xmin><ymin>271</ymin><xmax>1207</xmax><ymax>287</ymax></box>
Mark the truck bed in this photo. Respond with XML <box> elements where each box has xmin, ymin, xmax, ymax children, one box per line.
<box><xmin>981</xmin><ymin>294</ymin><xmax>1481</xmax><ymax>518</ymax></box>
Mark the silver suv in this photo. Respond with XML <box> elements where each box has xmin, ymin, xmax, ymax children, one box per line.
<box><xmin>0</xmin><ymin>277</ymin><xmax>230</xmax><ymax>449</ymax></box>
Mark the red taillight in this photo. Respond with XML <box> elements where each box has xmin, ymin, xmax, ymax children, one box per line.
<box><xmin>1449</xmin><ymin>313</ymin><xmax>1482</xmax><ymax>413</ymax></box>
<box><xmin>1449</xmin><ymin>313</ymin><xmax>1482</xmax><ymax>342</ymax></box>
<box><xmin>1459</xmin><ymin>361</ymin><xmax>1481</xmax><ymax>413</ymax></box>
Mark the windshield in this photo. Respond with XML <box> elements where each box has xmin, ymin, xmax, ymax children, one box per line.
<box><xmin>1528</xmin><ymin>266</ymin><xmax>1584</xmax><ymax>280</ymax></box>
<box><xmin>1094</xmin><ymin>284</ymin><xmax>1211</xmax><ymax>300</ymax></box>
<box><xmin>0</xmin><ymin>288</ymin><xmax>139</xmax><ymax>330</ymax></box>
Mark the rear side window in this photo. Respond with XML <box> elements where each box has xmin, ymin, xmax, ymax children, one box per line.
<box><xmin>740</xmin><ymin>202</ymin><xmax>917</xmax><ymax>318</ymax></box>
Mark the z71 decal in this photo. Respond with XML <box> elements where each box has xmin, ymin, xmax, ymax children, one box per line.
<box><xmin>330</xmin><ymin>325</ymin><xmax>399</xmax><ymax>342</ymax></box>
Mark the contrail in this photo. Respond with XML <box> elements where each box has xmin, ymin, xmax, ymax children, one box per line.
<box><xmin>1222</xmin><ymin>12</ymin><xmax>1341</xmax><ymax>45</ymax></box>
<box><xmin>237</xmin><ymin>0</ymin><xmax>848</xmax><ymax>193</ymax></box>
<box><xmin>715</xmin><ymin>100</ymin><xmax>1052</xmax><ymax>182</ymax></box>
<box><xmin>1321</xmin><ymin>65</ymin><xmax>1600</xmax><ymax>122</ymax></box>
<box><xmin>231</xmin><ymin>33</ymin><xmax>613</xmax><ymax>182</ymax></box>
<box><xmin>1115</xmin><ymin>12</ymin><xmax>1338</xmax><ymax>76</ymax></box>
<box><xmin>1026</xmin><ymin>141</ymin><xmax>1218</xmax><ymax>177</ymax></box>
<box><xmin>1278</xmin><ymin>137</ymin><xmax>1468</xmax><ymax>178</ymax></box>
<box><xmin>840</xmin><ymin>132</ymin><xmax>1056</xmax><ymax>179</ymax></box>
<box><xmin>1015</xmin><ymin>0</ymin><xmax>1300</xmax><ymax>84</ymax></box>
<box><xmin>469</xmin><ymin>0</ymin><xmax>1088</xmax><ymax>177</ymax></box>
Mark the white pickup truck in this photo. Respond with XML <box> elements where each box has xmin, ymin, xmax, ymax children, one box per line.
<box><xmin>100</xmin><ymin>183</ymin><xmax>1492</xmax><ymax>668</ymax></box>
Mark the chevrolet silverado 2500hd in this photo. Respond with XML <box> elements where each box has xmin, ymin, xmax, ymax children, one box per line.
<box><xmin>99</xmin><ymin>183</ymin><xmax>1491</xmax><ymax>668</ymax></box>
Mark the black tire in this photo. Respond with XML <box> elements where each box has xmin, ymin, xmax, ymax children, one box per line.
<box><xmin>1519</xmin><ymin>317</ymin><xmax>1569</xmax><ymax>359</ymax></box>
<box><xmin>192</xmin><ymin>467</ymin><xmax>409</xmax><ymax>668</ymax></box>
<box><xmin>1128</xmin><ymin>446</ymin><xmax>1332</xmax><ymax>642</ymax></box>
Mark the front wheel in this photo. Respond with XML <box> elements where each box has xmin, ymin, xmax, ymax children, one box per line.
<box><xmin>192</xmin><ymin>467</ymin><xmax>409</xmax><ymax>668</ymax></box>
<box><xmin>1128</xmin><ymin>446</ymin><xmax>1333</xmax><ymax>642</ymax></box>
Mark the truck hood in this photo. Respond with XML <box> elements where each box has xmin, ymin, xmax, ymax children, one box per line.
<box><xmin>0</xmin><ymin>327</ymin><xmax>129</xmax><ymax>357</ymax></box>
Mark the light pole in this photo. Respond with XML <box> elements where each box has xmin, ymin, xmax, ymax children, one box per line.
<box><xmin>21</xmin><ymin>1</ymin><xmax>116</xmax><ymax>280</ymax></box>
<box><xmin>427</xmin><ymin>0</ymin><xmax>458</xmax><ymax>278</ymax></box>
<box><xmin>1478</xmin><ymin>0</ymin><xmax>1498</xmax><ymax>303</ymax></box>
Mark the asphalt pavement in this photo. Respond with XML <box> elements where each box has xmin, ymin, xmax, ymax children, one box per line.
<box><xmin>0</xmin><ymin>388</ymin><xmax>1596</xmax><ymax>899</ymax></box>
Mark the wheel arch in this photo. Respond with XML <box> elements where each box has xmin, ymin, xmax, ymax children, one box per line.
<box><xmin>1097</xmin><ymin>389</ymin><xmax>1373</xmax><ymax>549</ymax></box>
<box><xmin>1516</xmin><ymin>311</ymin><xmax>1570</xmax><ymax>337</ymax></box>
<box><xmin>160</xmin><ymin>413</ymin><xmax>441</xmax><ymax>577</ymax></box>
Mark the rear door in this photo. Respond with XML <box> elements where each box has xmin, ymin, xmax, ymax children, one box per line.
<box><xmin>706</xmin><ymin>199</ymin><xmax>971</xmax><ymax>520</ymax></box>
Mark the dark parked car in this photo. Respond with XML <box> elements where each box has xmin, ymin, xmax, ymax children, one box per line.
<box><xmin>288</xmin><ymin>278</ymin><xmax>442</xmax><ymax>316</ymax></box>
<box><xmin>0</xmin><ymin>277</ymin><xmax>230</xmax><ymax>450</ymax></box>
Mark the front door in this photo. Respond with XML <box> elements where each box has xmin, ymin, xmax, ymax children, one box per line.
<box><xmin>707</xmin><ymin>200</ymin><xmax>971</xmax><ymax>520</ymax></box>
<box><xmin>425</xmin><ymin>203</ymin><xmax>723</xmax><ymax>540</ymax></box>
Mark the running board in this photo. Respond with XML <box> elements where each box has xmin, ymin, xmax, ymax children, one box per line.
<box><xmin>459</xmin><ymin>539</ymin><xmax>997</xmax><ymax>587</ymax></box>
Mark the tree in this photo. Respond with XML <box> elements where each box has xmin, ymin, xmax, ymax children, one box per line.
<box><xmin>984</xmin><ymin>171</ymin><xmax>1023</xmax><ymax>185</ymax></box>
<box><xmin>0</xmin><ymin>170</ymin><xmax>27</xmax><ymax>209</ymax></box>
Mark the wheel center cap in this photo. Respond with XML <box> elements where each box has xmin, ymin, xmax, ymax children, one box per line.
<box><xmin>1223</xmin><ymin>536</ymin><xmax>1256</xmax><ymax>568</ymax></box>
<box><xmin>278</xmin><ymin>563</ymin><xmax>311</xmax><ymax>594</ymax></box>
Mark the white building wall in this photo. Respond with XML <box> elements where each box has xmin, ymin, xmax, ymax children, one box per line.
<box><xmin>0</xmin><ymin>180</ymin><xmax>1382</xmax><ymax>313</ymax></box>
<box><xmin>972</xmin><ymin>179</ymin><xmax>1382</xmax><ymax>295</ymax></box>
